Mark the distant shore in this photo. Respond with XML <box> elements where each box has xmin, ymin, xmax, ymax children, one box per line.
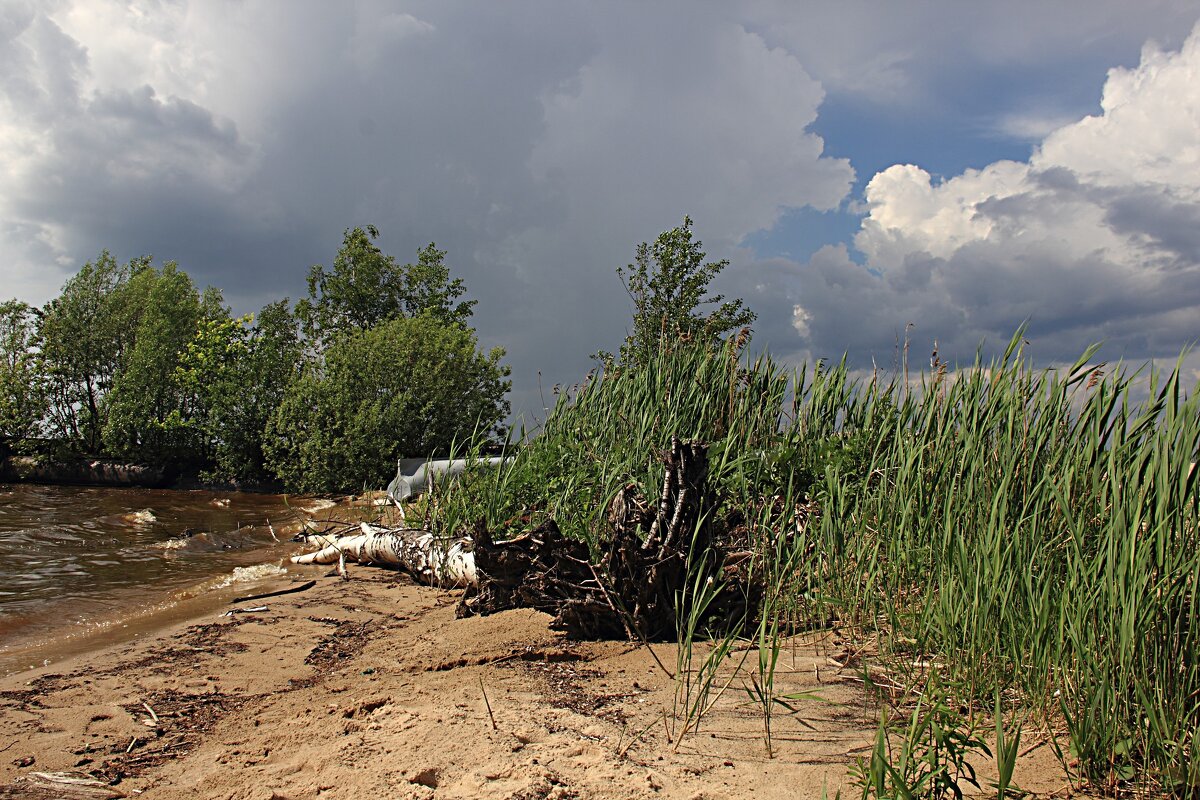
<box><xmin>0</xmin><ymin>454</ymin><xmax>290</xmax><ymax>493</ymax></box>
<box><xmin>0</xmin><ymin>454</ymin><xmax>172</xmax><ymax>488</ymax></box>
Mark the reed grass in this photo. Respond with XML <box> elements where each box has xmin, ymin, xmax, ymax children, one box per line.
<box><xmin>432</xmin><ymin>331</ymin><xmax>1198</xmax><ymax>796</ymax></box>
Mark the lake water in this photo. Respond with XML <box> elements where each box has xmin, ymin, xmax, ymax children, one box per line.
<box><xmin>0</xmin><ymin>483</ymin><xmax>321</xmax><ymax>676</ymax></box>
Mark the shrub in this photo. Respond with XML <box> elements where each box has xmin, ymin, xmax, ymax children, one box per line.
<box><xmin>265</xmin><ymin>314</ymin><xmax>509</xmax><ymax>493</ymax></box>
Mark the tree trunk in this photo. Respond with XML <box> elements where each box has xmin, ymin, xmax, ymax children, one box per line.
<box><xmin>459</xmin><ymin>437</ymin><xmax>721</xmax><ymax>640</ymax></box>
<box><xmin>290</xmin><ymin>522</ymin><xmax>476</xmax><ymax>587</ymax></box>
<box><xmin>295</xmin><ymin>438</ymin><xmax>738</xmax><ymax>642</ymax></box>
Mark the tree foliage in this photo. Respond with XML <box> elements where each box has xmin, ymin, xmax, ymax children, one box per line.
<box><xmin>265</xmin><ymin>314</ymin><xmax>509</xmax><ymax>493</ymax></box>
<box><xmin>0</xmin><ymin>300</ymin><xmax>46</xmax><ymax>447</ymax></box>
<box><xmin>9</xmin><ymin>226</ymin><xmax>508</xmax><ymax>492</ymax></box>
<box><xmin>613</xmin><ymin>216</ymin><xmax>755</xmax><ymax>365</ymax></box>
<box><xmin>172</xmin><ymin>311</ymin><xmax>253</xmax><ymax>477</ymax></box>
<box><xmin>295</xmin><ymin>226</ymin><xmax>475</xmax><ymax>350</ymax></box>
<box><xmin>102</xmin><ymin>263</ymin><xmax>212</xmax><ymax>465</ymax></box>
<box><xmin>175</xmin><ymin>301</ymin><xmax>302</xmax><ymax>483</ymax></box>
<box><xmin>35</xmin><ymin>254</ymin><xmax>241</xmax><ymax>471</ymax></box>
<box><xmin>37</xmin><ymin>252</ymin><xmax>148</xmax><ymax>451</ymax></box>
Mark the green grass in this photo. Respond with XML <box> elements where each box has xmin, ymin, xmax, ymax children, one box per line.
<box><xmin>817</xmin><ymin>339</ymin><xmax>1199</xmax><ymax>796</ymax></box>
<box><xmin>429</xmin><ymin>331</ymin><xmax>1198</xmax><ymax>797</ymax></box>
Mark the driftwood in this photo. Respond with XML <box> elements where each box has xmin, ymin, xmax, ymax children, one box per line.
<box><xmin>0</xmin><ymin>772</ymin><xmax>127</xmax><ymax>799</ymax></box>
<box><xmin>291</xmin><ymin>522</ymin><xmax>476</xmax><ymax>587</ymax></box>
<box><xmin>459</xmin><ymin>437</ymin><xmax>720</xmax><ymax>640</ymax></box>
<box><xmin>291</xmin><ymin>437</ymin><xmax>736</xmax><ymax>641</ymax></box>
<box><xmin>231</xmin><ymin>580</ymin><xmax>316</xmax><ymax>604</ymax></box>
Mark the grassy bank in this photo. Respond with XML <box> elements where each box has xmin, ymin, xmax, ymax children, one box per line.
<box><xmin>427</xmin><ymin>333</ymin><xmax>1197</xmax><ymax>797</ymax></box>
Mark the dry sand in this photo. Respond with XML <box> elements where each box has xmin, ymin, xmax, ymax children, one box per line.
<box><xmin>0</xmin><ymin>539</ymin><xmax>1073</xmax><ymax>799</ymax></box>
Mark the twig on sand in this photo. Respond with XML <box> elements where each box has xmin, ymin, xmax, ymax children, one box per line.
<box><xmin>231</xmin><ymin>580</ymin><xmax>316</xmax><ymax>604</ymax></box>
<box><xmin>616</xmin><ymin>717</ymin><xmax>658</xmax><ymax>759</ymax></box>
<box><xmin>478</xmin><ymin>676</ymin><xmax>498</xmax><ymax>731</ymax></box>
<box><xmin>223</xmin><ymin>606</ymin><xmax>268</xmax><ymax>617</ymax></box>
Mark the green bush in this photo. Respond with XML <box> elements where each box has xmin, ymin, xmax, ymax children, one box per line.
<box><xmin>265</xmin><ymin>314</ymin><xmax>509</xmax><ymax>493</ymax></box>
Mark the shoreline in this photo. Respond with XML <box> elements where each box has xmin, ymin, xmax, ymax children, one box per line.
<box><xmin>0</xmin><ymin>487</ymin><xmax>334</xmax><ymax>680</ymax></box>
<box><xmin>0</xmin><ymin>561</ymin><xmax>1072</xmax><ymax>800</ymax></box>
<box><xmin>0</xmin><ymin>559</ymin><xmax>296</xmax><ymax>680</ymax></box>
<box><xmin>1</xmin><ymin>455</ymin><xmax>174</xmax><ymax>489</ymax></box>
<box><xmin>0</xmin><ymin>455</ymin><xmax>292</xmax><ymax>493</ymax></box>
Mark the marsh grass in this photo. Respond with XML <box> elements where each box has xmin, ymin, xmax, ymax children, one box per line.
<box><xmin>670</xmin><ymin>570</ymin><xmax>745</xmax><ymax>748</ymax></box>
<box><xmin>824</xmin><ymin>339</ymin><xmax>1199</xmax><ymax>797</ymax></box>
<box><xmin>430</xmin><ymin>331</ymin><xmax>1198</xmax><ymax>796</ymax></box>
<box><xmin>851</xmin><ymin>679</ymin><xmax>992</xmax><ymax>800</ymax></box>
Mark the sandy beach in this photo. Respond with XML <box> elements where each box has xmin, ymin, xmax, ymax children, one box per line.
<box><xmin>0</xmin><ymin>526</ymin><xmax>1072</xmax><ymax>800</ymax></box>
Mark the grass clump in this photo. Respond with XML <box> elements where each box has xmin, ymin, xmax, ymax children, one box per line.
<box><xmin>433</xmin><ymin>335</ymin><xmax>792</xmax><ymax>551</ymax></box>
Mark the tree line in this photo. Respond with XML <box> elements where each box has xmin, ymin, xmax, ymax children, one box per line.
<box><xmin>0</xmin><ymin>216</ymin><xmax>747</xmax><ymax>494</ymax></box>
<box><xmin>0</xmin><ymin>226</ymin><xmax>510</xmax><ymax>493</ymax></box>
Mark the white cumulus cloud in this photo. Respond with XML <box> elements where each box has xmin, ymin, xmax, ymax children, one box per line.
<box><xmin>781</xmin><ymin>23</ymin><xmax>1200</xmax><ymax>366</ymax></box>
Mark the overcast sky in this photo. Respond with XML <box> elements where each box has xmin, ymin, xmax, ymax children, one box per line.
<box><xmin>3</xmin><ymin>1</ymin><xmax>1199</xmax><ymax>420</ymax></box>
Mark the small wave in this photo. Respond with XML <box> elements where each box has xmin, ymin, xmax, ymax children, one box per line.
<box><xmin>121</xmin><ymin>509</ymin><xmax>157</xmax><ymax>525</ymax></box>
<box><xmin>299</xmin><ymin>499</ymin><xmax>337</xmax><ymax>514</ymax></box>
<box><xmin>153</xmin><ymin>538</ymin><xmax>189</xmax><ymax>551</ymax></box>
<box><xmin>213</xmin><ymin>563</ymin><xmax>287</xmax><ymax>589</ymax></box>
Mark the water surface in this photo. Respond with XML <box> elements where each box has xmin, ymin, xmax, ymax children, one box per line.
<box><xmin>0</xmin><ymin>483</ymin><xmax>314</xmax><ymax>674</ymax></box>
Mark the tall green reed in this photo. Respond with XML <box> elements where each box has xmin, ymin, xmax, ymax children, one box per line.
<box><xmin>426</xmin><ymin>331</ymin><xmax>1197</xmax><ymax>794</ymax></box>
<box><xmin>814</xmin><ymin>335</ymin><xmax>1198</xmax><ymax>795</ymax></box>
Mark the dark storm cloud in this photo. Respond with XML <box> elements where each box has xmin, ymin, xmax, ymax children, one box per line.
<box><xmin>1104</xmin><ymin>190</ymin><xmax>1200</xmax><ymax>267</ymax></box>
<box><xmin>0</xmin><ymin>2</ymin><xmax>859</xmax><ymax>421</ymax></box>
<box><xmin>3</xmin><ymin>1</ymin><xmax>1200</xmax><ymax>418</ymax></box>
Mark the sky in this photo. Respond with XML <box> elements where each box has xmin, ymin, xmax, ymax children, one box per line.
<box><xmin>2</xmin><ymin>0</ymin><xmax>1199</xmax><ymax>421</ymax></box>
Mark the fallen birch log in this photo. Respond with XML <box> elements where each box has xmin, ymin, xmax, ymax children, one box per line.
<box><xmin>292</xmin><ymin>438</ymin><xmax>740</xmax><ymax>641</ymax></box>
<box><xmin>290</xmin><ymin>522</ymin><xmax>476</xmax><ymax>587</ymax></box>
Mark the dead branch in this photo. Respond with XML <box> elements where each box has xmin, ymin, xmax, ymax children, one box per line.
<box><xmin>459</xmin><ymin>437</ymin><xmax>727</xmax><ymax>640</ymax></box>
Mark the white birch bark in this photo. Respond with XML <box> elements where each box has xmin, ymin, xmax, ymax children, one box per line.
<box><xmin>290</xmin><ymin>522</ymin><xmax>476</xmax><ymax>587</ymax></box>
